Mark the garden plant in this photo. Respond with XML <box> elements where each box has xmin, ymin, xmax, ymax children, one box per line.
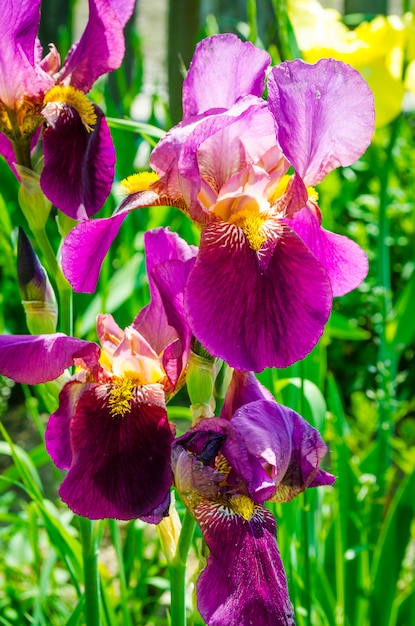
<box><xmin>0</xmin><ymin>1</ymin><xmax>414</xmax><ymax>625</ymax></box>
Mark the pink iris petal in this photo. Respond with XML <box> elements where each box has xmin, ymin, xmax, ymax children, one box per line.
<box><xmin>268</xmin><ymin>58</ymin><xmax>375</xmax><ymax>185</ymax></box>
<box><xmin>196</xmin><ymin>106</ymin><xmax>281</xmax><ymax>197</ymax></box>
<box><xmin>0</xmin><ymin>334</ymin><xmax>100</xmax><ymax>384</ymax></box>
<box><xmin>61</xmin><ymin>212</ymin><xmax>127</xmax><ymax>292</ymax></box>
<box><xmin>285</xmin><ymin>206</ymin><xmax>369</xmax><ymax>296</ymax></box>
<box><xmin>195</xmin><ymin>501</ymin><xmax>295</xmax><ymax>626</ymax></box>
<box><xmin>182</xmin><ymin>33</ymin><xmax>270</xmax><ymax>119</ymax></box>
<box><xmin>41</xmin><ymin>105</ymin><xmax>115</xmax><ymax>219</ymax></box>
<box><xmin>55</xmin><ymin>0</ymin><xmax>135</xmax><ymax>93</ymax></box>
<box><xmin>0</xmin><ymin>0</ymin><xmax>52</xmax><ymax>107</ymax></box>
<box><xmin>185</xmin><ymin>222</ymin><xmax>332</xmax><ymax>371</ymax></box>
<box><xmin>57</xmin><ymin>384</ymin><xmax>173</xmax><ymax>521</ymax></box>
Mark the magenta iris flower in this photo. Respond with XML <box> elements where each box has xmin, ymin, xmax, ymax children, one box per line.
<box><xmin>0</xmin><ymin>228</ymin><xmax>196</xmax><ymax>520</ymax></box>
<box><xmin>172</xmin><ymin>370</ymin><xmax>334</xmax><ymax>625</ymax></box>
<box><xmin>0</xmin><ymin>0</ymin><xmax>135</xmax><ymax>219</ymax></box>
<box><xmin>62</xmin><ymin>33</ymin><xmax>375</xmax><ymax>371</ymax></box>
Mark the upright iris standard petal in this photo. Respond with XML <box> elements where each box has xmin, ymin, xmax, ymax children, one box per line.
<box><xmin>195</xmin><ymin>501</ymin><xmax>295</xmax><ymax>626</ymax></box>
<box><xmin>134</xmin><ymin>228</ymin><xmax>197</xmax><ymax>355</ymax></box>
<box><xmin>56</xmin><ymin>0</ymin><xmax>135</xmax><ymax>92</ymax></box>
<box><xmin>41</xmin><ymin>106</ymin><xmax>115</xmax><ymax>218</ymax></box>
<box><xmin>0</xmin><ymin>0</ymin><xmax>52</xmax><ymax>107</ymax></box>
<box><xmin>182</xmin><ymin>33</ymin><xmax>270</xmax><ymax>118</ymax></box>
<box><xmin>185</xmin><ymin>222</ymin><xmax>332</xmax><ymax>371</ymax></box>
<box><xmin>53</xmin><ymin>384</ymin><xmax>173</xmax><ymax>521</ymax></box>
<box><xmin>267</xmin><ymin>58</ymin><xmax>375</xmax><ymax>185</ymax></box>
<box><xmin>0</xmin><ymin>334</ymin><xmax>100</xmax><ymax>384</ymax></box>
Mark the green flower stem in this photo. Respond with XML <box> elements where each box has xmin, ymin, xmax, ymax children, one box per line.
<box><xmin>31</xmin><ymin>226</ymin><xmax>73</xmax><ymax>337</ymax></box>
<box><xmin>79</xmin><ymin>517</ymin><xmax>101</xmax><ymax>626</ymax></box>
<box><xmin>169</xmin><ymin>510</ymin><xmax>196</xmax><ymax>626</ymax></box>
<box><xmin>375</xmin><ymin>116</ymin><xmax>400</xmax><ymax>503</ymax></box>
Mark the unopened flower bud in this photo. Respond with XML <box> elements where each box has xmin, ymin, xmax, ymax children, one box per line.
<box><xmin>15</xmin><ymin>164</ymin><xmax>52</xmax><ymax>230</ymax></box>
<box><xmin>186</xmin><ymin>347</ymin><xmax>219</xmax><ymax>410</ymax></box>
<box><xmin>156</xmin><ymin>494</ymin><xmax>181</xmax><ymax>564</ymax></box>
<box><xmin>17</xmin><ymin>228</ymin><xmax>58</xmax><ymax>334</ymax></box>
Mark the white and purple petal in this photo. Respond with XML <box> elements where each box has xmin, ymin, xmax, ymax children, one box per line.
<box><xmin>58</xmin><ymin>384</ymin><xmax>173</xmax><ymax>521</ymax></box>
<box><xmin>195</xmin><ymin>501</ymin><xmax>295</xmax><ymax>626</ymax></box>
<box><xmin>185</xmin><ymin>222</ymin><xmax>332</xmax><ymax>371</ymax></box>
<box><xmin>41</xmin><ymin>105</ymin><xmax>115</xmax><ymax>219</ymax></box>
<box><xmin>268</xmin><ymin>58</ymin><xmax>375</xmax><ymax>185</ymax></box>
<box><xmin>0</xmin><ymin>334</ymin><xmax>100</xmax><ymax>384</ymax></box>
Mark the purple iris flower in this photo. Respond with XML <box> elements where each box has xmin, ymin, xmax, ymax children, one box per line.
<box><xmin>172</xmin><ymin>369</ymin><xmax>335</xmax><ymax>626</ymax></box>
<box><xmin>61</xmin><ymin>33</ymin><xmax>375</xmax><ymax>371</ymax></box>
<box><xmin>0</xmin><ymin>228</ymin><xmax>197</xmax><ymax>520</ymax></box>
<box><xmin>0</xmin><ymin>0</ymin><xmax>135</xmax><ymax>219</ymax></box>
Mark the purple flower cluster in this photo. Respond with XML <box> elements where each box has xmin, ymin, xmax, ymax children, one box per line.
<box><xmin>62</xmin><ymin>33</ymin><xmax>374</xmax><ymax>371</ymax></box>
<box><xmin>0</xmin><ymin>25</ymin><xmax>376</xmax><ymax>626</ymax></box>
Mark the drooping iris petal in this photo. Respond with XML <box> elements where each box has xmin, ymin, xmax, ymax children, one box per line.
<box><xmin>41</xmin><ymin>105</ymin><xmax>115</xmax><ymax>219</ymax></box>
<box><xmin>268</xmin><ymin>58</ymin><xmax>375</xmax><ymax>185</ymax></box>
<box><xmin>285</xmin><ymin>206</ymin><xmax>368</xmax><ymax>296</ymax></box>
<box><xmin>55</xmin><ymin>0</ymin><xmax>135</xmax><ymax>92</ymax></box>
<box><xmin>58</xmin><ymin>384</ymin><xmax>173</xmax><ymax>521</ymax></box>
<box><xmin>195</xmin><ymin>501</ymin><xmax>295</xmax><ymax>626</ymax></box>
<box><xmin>61</xmin><ymin>212</ymin><xmax>127</xmax><ymax>292</ymax></box>
<box><xmin>0</xmin><ymin>0</ymin><xmax>52</xmax><ymax>107</ymax></box>
<box><xmin>0</xmin><ymin>334</ymin><xmax>100</xmax><ymax>384</ymax></box>
<box><xmin>185</xmin><ymin>222</ymin><xmax>332</xmax><ymax>371</ymax></box>
<box><xmin>182</xmin><ymin>33</ymin><xmax>270</xmax><ymax>119</ymax></box>
<box><xmin>46</xmin><ymin>380</ymin><xmax>88</xmax><ymax>470</ymax></box>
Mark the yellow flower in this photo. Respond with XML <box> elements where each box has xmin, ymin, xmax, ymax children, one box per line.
<box><xmin>287</xmin><ymin>0</ymin><xmax>414</xmax><ymax>126</ymax></box>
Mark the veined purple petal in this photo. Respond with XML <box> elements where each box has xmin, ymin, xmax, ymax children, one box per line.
<box><xmin>0</xmin><ymin>334</ymin><xmax>100</xmax><ymax>384</ymax></box>
<box><xmin>61</xmin><ymin>212</ymin><xmax>127</xmax><ymax>292</ymax></box>
<box><xmin>56</xmin><ymin>0</ymin><xmax>135</xmax><ymax>93</ymax></box>
<box><xmin>185</xmin><ymin>222</ymin><xmax>332</xmax><ymax>371</ymax></box>
<box><xmin>268</xmin><ymin>58</ymin><xmax>375</xmax><ymax>185</ymax></box>
<box><xmin>59</xmin><ymin>384</ymin><xmax>173</xmax><ymax>521</ymax></box>
<box><xmin>41</xmin><ymin>105</ymin><xmax>115</xmax><ymax>219</ymax></box>
<box><xmin>46</xmin><ymin>380</ymin><xmax>88</xmax><ymax>469</ymax></box>
<box><xmin>0</xmin><ymin>0</ymin><xmax>52</xmax><ymax>107</ymax></box>
<box><xmin>195</xmin><ymin>501</ymin><xmax>295</xmax><ymax>626</ymax></box>
<box><xmin>182</xmin><ymin>34</ymin><xmax>270</xmax><ymax>119</ymax></box>
<box><xmin>285</xmin><ymin>206</ymin><xmax>368</xmax><ymax>296</ymax></box>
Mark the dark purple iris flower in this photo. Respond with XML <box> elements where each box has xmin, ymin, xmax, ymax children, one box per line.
<box><xmin>61</xmin><ymin>33</ymin><xmax>375</xmax><ymax>371</ymax></box>
<box><xmin>0</xmin><ymin>228</ymin><xmax>197</xmax><ymax>520</ymax></box>
<box><xmin>172</xmin><ymin>369</ymin><xmax>335</xmax><ymax>626</ymax></box>
<box><xmin>0</xmin><ymin>0</ymin><xmax>135</xmax><ymax>219</ymax></box>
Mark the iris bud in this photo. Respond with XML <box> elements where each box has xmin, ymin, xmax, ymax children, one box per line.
<box><xmin>17</xmin><ymin>228</ymin><xmax>58</xmax><ymax>334</ymax></box>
